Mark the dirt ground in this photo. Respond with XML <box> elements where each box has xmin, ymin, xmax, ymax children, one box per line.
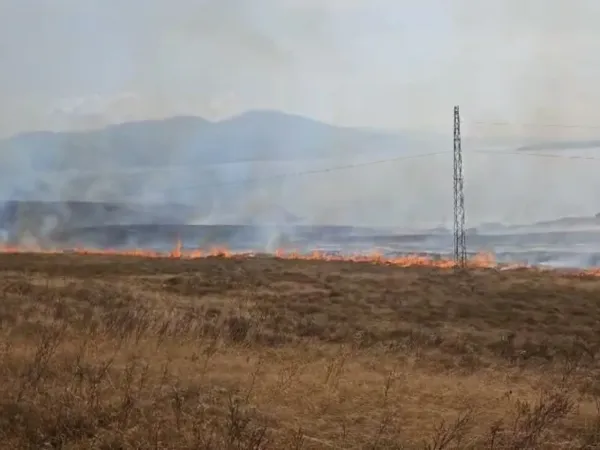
<box><xmin>1</xmin><ymin>253</ymin><xmax>600</xmax><ymax>449</ymax></box>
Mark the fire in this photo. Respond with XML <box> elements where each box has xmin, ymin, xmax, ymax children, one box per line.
<box><xmin>1</xmin><ymin>239</ymin><xmax>599</xmax><ymax>276</ymax></box>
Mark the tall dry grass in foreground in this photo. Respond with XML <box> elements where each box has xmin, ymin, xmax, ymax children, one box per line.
<box><xmin>1</xmin><ymin>254</ymin><xmax>600</xmax><ymax>448</ymax></box>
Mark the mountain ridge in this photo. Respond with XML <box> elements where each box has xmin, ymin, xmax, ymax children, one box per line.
<box><xmin>0</xmin><ymin>110</ymin><xmax>427</xmax><ymax>177</ymax></box>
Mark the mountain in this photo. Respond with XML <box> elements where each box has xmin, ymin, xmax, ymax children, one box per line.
<box><xmin>0</xmin><ymin>110</ymin><xmax>444</xmax><ymax>221</ymax></box>
<box><xmin>0</xmin><ymin>111</ymin><xmax>432</xmax><ymax>242</ymax></box>
<box><xmin>0</xmin><ymin>110</ymin><xmax>427</xmax><ymax>174</ymax></box>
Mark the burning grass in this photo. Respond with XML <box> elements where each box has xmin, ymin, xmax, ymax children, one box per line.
<box><xmin>1</xmin><ymin>253</ymin><xmax>600</xmax><ymax>448</ymax></box>
<box><xmin>0</xmin><ymin>241</ymin><xmax>532</xmax><ymax>270</ymax></box>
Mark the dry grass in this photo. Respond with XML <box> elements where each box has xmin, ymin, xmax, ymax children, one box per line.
<box><xmin>2</xmin><ymin>253</ymin><xmax>600</xmax><ymax>448</ymax></box>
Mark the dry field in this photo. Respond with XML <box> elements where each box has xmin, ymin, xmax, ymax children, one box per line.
<box><xmin>1</xmin><ymin>254</ymin><xmax>600</xmax><ymax>449</ymax></box>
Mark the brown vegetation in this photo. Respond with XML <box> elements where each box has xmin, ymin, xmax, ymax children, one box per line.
<box><xmin>1</xmin><ymin>253</ymin><xmax>600</xmax><ymax>448</ymax></box>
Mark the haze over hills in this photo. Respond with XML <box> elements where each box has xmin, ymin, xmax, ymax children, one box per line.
<box><xmin>0</xmin><ymin>110</ymin><xmax>433</xmax><ymax>241</ymax></box>
<box><xmin>0</xmin><ymin>109</ymin><xmax>445</xmax><ymax>207</ymax></box>
<box><xmin>0</xmin><ymin>109</ymin><xmax>459</xmax><ymax>229</ymax></box>
<box><xmin>0</xmin><ymin>110</ymin><xmax>429</xmax><ymax>173</ymax></box>
<box><xmin>0</xmin><ymin>109</ymin><xmax>599</xmax><ymax>249</ymax></box>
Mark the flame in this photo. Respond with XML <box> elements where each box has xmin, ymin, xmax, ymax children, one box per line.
<box><xmin>1</xmin><ymin>238</ymin><xmax>599</xmax><ymax>276</ymax></box>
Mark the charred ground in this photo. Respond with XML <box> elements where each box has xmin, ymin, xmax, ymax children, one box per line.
<box><xmin>1</xmin><ymin>254</ymin><xmax>600</xmax><ymax>448</ymax></box>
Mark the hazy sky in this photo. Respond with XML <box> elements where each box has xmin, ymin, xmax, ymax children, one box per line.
<box><xmin>3</xmin><ymin>0</ymin><xmax>600</xmax><ymax>230</ymax></box>
<box><xmin>2</xmin><ymin>0</ymin><xmax>600</xmax><ymax>139</ymax></box>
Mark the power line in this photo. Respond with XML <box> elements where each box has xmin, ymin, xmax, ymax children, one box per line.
<box><xmin>468</xmin><ymin>120</ymin><xmax>600</xmax><ymax>130</ymax></box>
<box><xmin>153</xmin><ymin>151</ymin><xmax>450</xmax><ymax>193</ymax></box>
<box><xmin>472</xmin><ymin>149</ymin><xmax>600</xmax><ymax>161</ymax></box>
<box><xmin>13</xmin><ymin>151</ymin><xmax>451</xmax><ymax>199</ymax></box>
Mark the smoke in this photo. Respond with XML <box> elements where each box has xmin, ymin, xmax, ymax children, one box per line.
<box><xmin>448</xmin><ymin>0</ymin><xmax>600</xmax><ymax>228</ymax></box>
<box><xmin>0</xmin><ymin>0</ymin><xmax>600</xmax><ymax>264</ymax></box>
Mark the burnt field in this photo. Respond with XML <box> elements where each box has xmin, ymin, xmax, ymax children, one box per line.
<box><xmin>1</xmin><ymin>254</ymin><xmax>600</xmax><ymax>448</ymax></box>
<box><xmin>4</xmin><ymin>200</ymin><xmax>600</xmax><ymax>268</ymax></box>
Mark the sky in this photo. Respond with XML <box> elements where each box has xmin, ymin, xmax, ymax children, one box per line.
<box><xmin>1</xmin><ymin>0</ymin><xmax>600</xmax><ymax>139</ymax></box>
<box><xmin>2</xmin><ymin>0</ymin><xmax>600</xmax><ymax>228</ymax></box>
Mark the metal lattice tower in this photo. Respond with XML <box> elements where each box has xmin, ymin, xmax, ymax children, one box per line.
<box><xmin>453</xmin><ymin>106</ymin><xmax>467</xmax><ymax>267</ymax></box>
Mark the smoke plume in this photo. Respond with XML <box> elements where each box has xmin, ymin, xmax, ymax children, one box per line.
<box><xmin>0</xmin><ymin>0</ymin><xmax>600</xmax><ymax>264</ymax></box>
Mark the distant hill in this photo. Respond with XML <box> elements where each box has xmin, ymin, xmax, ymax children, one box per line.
<box><xmin>0</xmin><ymin>110</ymin><xmax>427</xmax><ymax>173</ymax></box>
<box><xmin>0</xmin><ymin>110</ymin><xmax>442</xmax><ymax>223</ymax></box>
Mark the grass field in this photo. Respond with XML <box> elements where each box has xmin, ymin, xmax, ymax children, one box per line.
<box><xmin>1</xmin><ymin>253</ymin><xmax>600</xmax><ymax>449</ymax></box>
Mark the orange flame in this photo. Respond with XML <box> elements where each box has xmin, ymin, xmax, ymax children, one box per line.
<box><xmin>1</xmin><ymin>238</ymin><xmax>599</xmax><ymax>276</ymax></box>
